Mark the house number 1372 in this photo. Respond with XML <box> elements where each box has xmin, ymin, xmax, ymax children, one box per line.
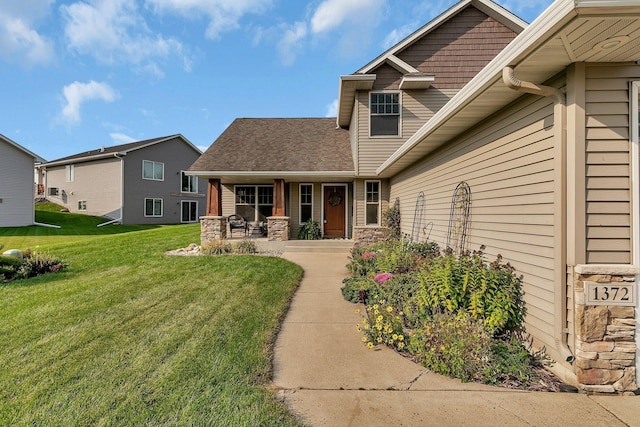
<box><xmin>586</xmin><ymin>282</ymin><xmax>635</xmax><ymax>306</ymax></box>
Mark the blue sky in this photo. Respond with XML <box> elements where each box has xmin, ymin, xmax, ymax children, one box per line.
<box><xmin>0</xmin><ymin>0</ymin><xmax>553</xmax><ymax>161</ymax></box>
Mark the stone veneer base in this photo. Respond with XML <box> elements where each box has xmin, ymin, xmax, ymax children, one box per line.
<box><xmin>573</xmin><ymin>264</ymin><xmax>638</xmax><ymax>394</ymax></box>
<box><xmin>352</xmin><ymin>226</ymin><xmax>390</xmax><ymax>249</ymax></box>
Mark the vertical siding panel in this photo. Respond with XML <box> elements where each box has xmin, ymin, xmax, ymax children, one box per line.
<box><xmin>584</xmin><ymin>64</ymin><xmax>640</xmax><ymax>264</ymax></box>
<box><xmin>390</xmin><ymin>95</ymin><xmax>559</xmax><ymax>353</ymax></box>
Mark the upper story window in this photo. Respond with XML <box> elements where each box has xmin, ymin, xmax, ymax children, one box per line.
<box><xmin>65</xmin><ymin>164</ymin><xmax>74</xmax><ymax>182</ymax></box>
<box><xmin>143</xmin><ymin>160</ymin><xmax>164</xmax><ymax>181</ymax></box>
<box><xmin>181</xmin><ymin>171</ymin><xmax>198</xmax><ymax>193</ymax></box>
<box><xmin>370</xmin><ymin>92</ymin><xmax>400</xmax><ymax>136</ymax></box>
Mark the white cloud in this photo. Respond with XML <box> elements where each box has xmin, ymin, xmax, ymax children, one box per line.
<box><xmin>61</xmin><ymin>80</ymin><xmax>119</xmax><ymax>124</ymax></box>
<box><xmin>325</xmin><ymin>99</ymin><xmax>338</xmax><ymax>118</ymax></box>
<box><xmin>382</xmin><ymin>24</ymin><xmax>416</xmax><ymax>50</ymax></box>
<box><xmin>61</xmin><ymin>0</ymin><xmax>189</xmax><ymax>73</ymax></box>
<box><xmin>0</xmin><ymin>0</ymin><xmax>54</xmax><ymax>65</ymax></box>
<box><xmin>310</xmin><ymin>0</ymin><xmax>384</xmax><ymax>34</ymax></box>
<box><xmin>196</xmin><ymin>145</ymin><xmax>208</xmax><ymax>153</ymax></box>
<box><xmin>145</xmin><ymin>0</ymin><xmax>273</xmax><ymax>39</ymax></box>
<box><xmin>110</xmin><ymin>132</ymin><xmax>137</xmax><ymax>144</ymax></box>
<box><xmin>277</xmin><ymin>22</ymin><xmax>307</xmax><ymax>66</ymax></box>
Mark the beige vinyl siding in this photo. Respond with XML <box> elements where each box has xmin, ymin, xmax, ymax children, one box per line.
<box><xmin>45</xmin><ymin>158</ymin><xmax>122</xmax><ymax>218</ymax></box>
<box><xmin>0</xmin><ymin>142</ymin><xmax>35</xmax><ymax>227</ymax></box>
<box><xmin>222</xmin><ymin>184</ymin><xmax>235</xmax><ymax>216</ymax></box>
<box><xmin>584</xmin><ymin>64</ymin><xmax>640</xmax><ymax>264</ymax></box>
<box><xmin>390</xmin><ymin>94</ymin><xmax>560</xmax><ymax>355</ymax></box>
<box><xmin>356</xmin><ymin>88</ymin><xmax>457</xmax><ymax>175</ymax></box>
<box><xmin>353</xmin><ymin>179</ymin><xmax>390</xmax><ymax>227</ymax></box>
<box><xmin>289</xmin><ymin>183</ymin><xmax>323</xmax><ymax>238</ymax></box>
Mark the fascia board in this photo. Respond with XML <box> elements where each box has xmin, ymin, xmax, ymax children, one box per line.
<box><xmin>185</xmin><ymin>171</ymin><xmax>355</xmax><ymax>177</ymax></box>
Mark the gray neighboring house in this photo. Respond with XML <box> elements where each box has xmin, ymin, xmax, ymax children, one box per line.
<box><xmin>36</xmin><ymin>135</ymin><xmax>206</xmax><ymax>225</ymax></box>
<box><xmin>0</xmin><ymin>134</ymin><xmax>44</xmax><ymax>227</ymax></box>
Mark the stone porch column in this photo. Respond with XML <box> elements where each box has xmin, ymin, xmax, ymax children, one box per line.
<box><xmin>200</xmin><ymin>216</ymin><xmax>227</xmax><ymax>245</ymax></box>
<box><xmin>267</xmin><ymin>216</ymin><xmax>289</xmax><ymax>241</ymax></box>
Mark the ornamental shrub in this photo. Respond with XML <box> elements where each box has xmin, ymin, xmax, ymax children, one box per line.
<box><xmin>201</xmin><ymin>240</ymin><xmax>233</xmax><ymax>255</ymax></box>
<box><xmin>408</xmin><ymin>312</ymin><xmax>492</xmax><ymax>382</ymax></box>
<box><xmin>413</xmin><ymin>246</ymin><xmax>525</xmax><ymax>335</ymax></box>
<box><xmin>341</xmin><ymin>276</ymin><xmax>383</xmax><ymax>304</ymax></box>
<box><xmin>298</xmin><ymin>220</ymin><xmax>322</xmax><ymax>240</ymax></box>
<box><xmin>1</xmin><ymin>251</ymin><xmax>65</xmax><ymax>282</ymax></box>
<box><xmin>234</xmin><ymin>239</ymin><xmax>258</xmax><ymax>254</ymax></box>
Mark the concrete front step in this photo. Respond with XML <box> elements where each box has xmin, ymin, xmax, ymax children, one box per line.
<box><xmin>284</xmin><ymin>239</ymin><xmax>354</xmax><ymax>253</ymax></box>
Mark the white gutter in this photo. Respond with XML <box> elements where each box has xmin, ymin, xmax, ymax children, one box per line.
<box><xmin>185</xmin><ymin>171</ymin><xmax>355</xmax><ymax>177</ymax></box>
<box><xmin>503</xmin><ymin>66</ymin><xmax>574</xmax><ymax>364</ymax></box>
<box><xmin>34</xmin><ymin>222</ymin><xmax>61</xmax><ymax>229</ymax></box>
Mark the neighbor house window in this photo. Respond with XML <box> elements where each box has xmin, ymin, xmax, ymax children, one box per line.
<box><xmin>235</xmin><ymin>185</ymin><xmax>273</xmax><ymax>222</ymax></box>
<box><xmin>365</xmin><ymin>180</ymin><xmax>380</xmax><ymax>225</ymax></box>
<box><xmin>48</xmin><ymin>187</ymin><xmax>59</xmax><ymax>196</ymax></box>
<box><xmin>299</xmin><ymin>184</ymin><xmax>313</xmax><ymax>224</ymax></box>
<box><xmin>181</xmin><ymin>200</ymin><xmax>198</xmax><ymax>223</ymax></box>
<box><xmin>181</xmin><ymin>171</ymin><xmax>198</xmax><ymax>193</ymax></box>
<box><xmin>143</xmin><ymin>160</ymin><xmax>164</xmax><ymax>181</ymax></box>
<box><xmin>78</xmin><ymin>200</ymin><xmax>87</xmax><ymax>211</ymax></box>
<box><xmin>370</xmin><ymin>92</ymin><xmax>400</xmax><ymax>136</ymax></box>
<box><xmin>65</xmin><ymin>164</ymin><xmax>74</xmax><ymax>182</ymax></box>
<box><xmin>144</xmin><ymin>198</ymin><xmax>163</xmax><ymax>217</ymax></box>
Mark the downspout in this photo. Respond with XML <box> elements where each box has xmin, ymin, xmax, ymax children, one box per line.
<box><xmin>97</xmin><ymin>153</ymin><xmax>124</xmax><ymax>227</ymax></box>
<box><xmin>502</xmin><ymin>66</ymin><xmax>574</xmax><ymax>364</ymax></box>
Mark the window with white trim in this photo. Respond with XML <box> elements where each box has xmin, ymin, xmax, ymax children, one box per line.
<box><xmin>65</xmin><ymin>164</ymin><xmax>74</xmax><ymax>182</ymax></box>
<box><xmin>181</xmin><ymin>200</ymin><xmax>198</xmax><ymax>223</ymax></box>
<box><xmin>48</xmin><ymin>187</ymin><xmax>59</xmax><ymax>196</ymax></box>
<box><xmin>144</xmin><ymin>198</ymin><xmax>163</xmax><ymax>217</ymax></box>
<box><xmin>181</xmin><ymin>171</ymin><xmax>198</xmax><ymax>193</ymax></box>
<box><xmin>78</xmin><ymin>200</ymin><xmax>87</xmax><ymax>211</ymax></box>
<box><xmin>299</xmin><ymin>184</ymin><xmax>313</xmax><ymax>224</ymax></box>
<box><xmin>235</xmin><ymin>185</ymin><xmax>273</xmax><ymax>222</ymax></box>
<box><xmin>143</xmin><ymin>160</ymin><xmax>164</xmax><ymax>181</ymax></box>
<box><xmin>365</xmin><ymin>180</ymin><xmax>380</xmax><ymax>225</ymax></box>
<box><xmin>370</xmin><ymin>92</ymin><xmax>400</xmax><ymax>136</ymax></box>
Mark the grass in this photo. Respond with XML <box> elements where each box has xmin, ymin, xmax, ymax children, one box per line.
<box><xmin>0</xmin><ymin>206</ymin><xmax>304</xmax><ymax>425</ymax></box>
<box><xmin>0</xmin><ymin>202</ymin><xmax>159</xmax><ymax>249</ymax></box>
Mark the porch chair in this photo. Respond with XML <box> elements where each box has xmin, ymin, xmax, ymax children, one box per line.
<box><xmin>228</xmin><ymin>214</ymin><xmax>248</xmax><ymax>237</ymax></box>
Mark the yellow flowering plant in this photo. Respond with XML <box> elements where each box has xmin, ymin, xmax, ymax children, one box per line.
<box><xmin>356</xmin><ymin>297</ymin><xmax>406</xmax><ymax>351</ymax></box>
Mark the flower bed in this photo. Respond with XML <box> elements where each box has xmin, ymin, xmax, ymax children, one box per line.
<box><xmin>342</xmin><ymin>239</ymin><xmax>562</xmax><ymax>389</ymax></box>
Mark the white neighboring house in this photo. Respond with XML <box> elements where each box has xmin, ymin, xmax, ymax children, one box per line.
<box><xmin>0</xmin><ymin>134</ymin><xmax>45</xmax><ymax>227</ymax></box>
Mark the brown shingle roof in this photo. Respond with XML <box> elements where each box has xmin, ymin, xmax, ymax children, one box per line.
<box><xmin>189</xmin><ymin>118</ymin><xmax>354</xmax><ymax>172</ymax></box>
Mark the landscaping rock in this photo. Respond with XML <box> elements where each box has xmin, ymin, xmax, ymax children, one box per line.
<box><xmin>2</xmin><ymin>249</ymin><xmax>23</xmax><ymax>259</ymax></box>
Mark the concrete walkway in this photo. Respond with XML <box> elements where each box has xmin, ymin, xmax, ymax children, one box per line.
<box><xmin>272</xmin><ymin>250</ymin><xmax>640</xmax><ymax>427</ymax></box>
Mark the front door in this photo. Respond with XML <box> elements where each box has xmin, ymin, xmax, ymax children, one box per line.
<box><xmin>324</xmin><ymin>186</ymin><xmax>346</xmax><ymax>238</ymax></box>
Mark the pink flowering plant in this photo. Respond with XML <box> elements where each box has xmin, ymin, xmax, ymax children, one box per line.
<box><xmin>373</xmin><ymin>272</ymin><xmax>394</xmax><ymax>285</ymax></box>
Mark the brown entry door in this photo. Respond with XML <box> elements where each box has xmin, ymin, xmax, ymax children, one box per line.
<box><xmin>324</xmin><ymin>186</ymin><xmax>346</xmax><ymax>238</ymax></box>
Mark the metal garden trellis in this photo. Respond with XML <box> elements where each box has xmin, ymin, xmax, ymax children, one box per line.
<box><xmin>446</xmin><ymin>181</ymin><xmax>471</xmax><ymax>254</ymax></box>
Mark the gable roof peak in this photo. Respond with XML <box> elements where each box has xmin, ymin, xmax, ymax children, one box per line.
<box><xmin>356</xmin><ymin>0</ymin><xmax>528</xmax><ymax>75</ymax></box>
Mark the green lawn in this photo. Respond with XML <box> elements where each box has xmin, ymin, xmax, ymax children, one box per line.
<box><xmin>0</xmin><ymin>208</ymin><xmax>303</xmax><ymax>425</ymax></box>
